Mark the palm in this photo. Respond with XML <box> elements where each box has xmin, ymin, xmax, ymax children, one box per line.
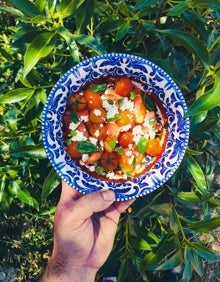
<box><xmin>53</xmin><ymin>182</ymin><xmax>133</xmax><ymax>271</ymax></box>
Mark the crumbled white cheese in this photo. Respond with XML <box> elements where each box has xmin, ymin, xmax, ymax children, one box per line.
<box><xmin>69</xmin><ymin>121</ymin><xmax>80</xmax><ymax>131</ymax></box>
<box><xmin>120</xmin><ymin>124</ymin><xmax>132</xmax><ymax>132</ymax></box>
<box><xmin>132</xmin><ymin>125</ymin><xmax>143</xmax><ymax>136</ymax></box>
<box><xmin>71</xmin><ymin>131</ymin><xmax>87</xmax><ymax>142</ymax></box>
<box><xmin>94</xmin><ymin>129</ymin><xmax>100</xmax><ymax>138</ymax></box>
<box><xmin>125</xmin><ymin>150</ymin><xmax>133</xmax><ymax>157</ymax></box>
<box><xmin>80</xmin><ymin>115</ymin><xmax>89</xmax><ymax>123</ymax></box>
<box><xmin>106</xmin><ymin>171</ymin><xmax>128</xmax><ymax>180</ymax></box>
<box><xmin>82</xmin><ymin>154</ymin><xmax>89</xmax><ymax>162</ymax></box>
<box><xmin>102</xmin><ymin>99</ymin><xmax>118</xmax><ymax>119</ymax></box>
<box><xmin>94</xmin><ymin>109</ymin><xmax>102</xmax><ymax>116</ymax></box>
<box><xmin>120</xmin><ymin>97</ymin><xmax>134</xmax><ymax>111</ymax></box>
<box><xmin>89</xmin><ymin>136</ymin><xmax>98</xmax><ymax>145</ymax></box>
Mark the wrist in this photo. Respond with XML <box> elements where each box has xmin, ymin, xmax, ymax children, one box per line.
<box><xmin>40</xmin><ymin>253</ymin><xmax>97</xmax><ymax>282</ymax></box>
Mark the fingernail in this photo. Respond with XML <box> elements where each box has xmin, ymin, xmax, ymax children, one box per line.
<box><xmin>101</xmin><ymin>190</ymin><xmax>115</xmax><ymax>201</ymax></box>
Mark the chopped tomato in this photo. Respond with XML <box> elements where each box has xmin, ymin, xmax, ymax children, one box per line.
<box><xmin>116</xmin><ymin>110</ymin><xmax>135</xmax><ymax>127</ymax></box>
<box><xmin>77</xmin><ymin>122</ymin><xmax>89</xmax><ymax>138</ymax></box>
<box><xmin>115</xmin><ymin>77</ymin><xmax>133</xmax><ymax>97</ymax></box>
<box><xmin>134</xmin><ymin>96</ymin><xmax>146</xmax><ymax>123</ymax></box>
<box><xmin>118</xmin><ymin>148</ymin><xmax>135</xmax><ymax>173</ymax></box>
<box><xmin>66</xmin><ymin>141</ymin><xmax>82</xmax><ymax>158</ymax></box>
<box><xmin>89</xmin><ymin>108</ymin><xmax>107</xmax><ymax>124</ymax></box>
<box><xmin>89</xmin><ymin>124</ymin><xmax>107</xmax><ymax>140</ymax></box>
<box><xmin>84</xmin><ymin>89</ymin><xmax>102</xmax><ymax>110</ymax></box>
<box><xmin>104</xmin><ymin>136</ymin><xmax>117</xmax><ymax>152</ymax></box>
<box><xmin>146</xmin><ymin>138</ymin><xmax>163</xmax><ymax>156</ymax></box>
<box><xmin>67</xmin><ymin>93</ymin><xmax>87</xmax><ymax>111</ymax></box>
<box><xmin>85</xmin><ymin>151</ymin><xmax>102</xmax><ymax>165</ymax></box>
<box><xmin>100</xmin><ymin>151</ymin><xmax>119</xmax><ymax>171</ymax></box>
<box><xmin>106</xmin><ymin>123</ymin><xmax>120</xmax><ymax>138</ymax></box>
<box><xmin>118</xmin><ymin>131</ymin><xmax>133</xmax><ymax>147</ymax></box>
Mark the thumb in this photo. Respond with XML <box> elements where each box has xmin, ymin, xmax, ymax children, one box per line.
<box><xmin>71</xmin><ymin>189</ymin><xmax>115</xmax><ymax>220</ymax></box>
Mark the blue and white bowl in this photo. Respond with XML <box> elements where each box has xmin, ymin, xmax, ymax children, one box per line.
<box><xmin>42</xmin><ymin>53</ymin><xmax>190</xmax><ymax>201</ymax></box>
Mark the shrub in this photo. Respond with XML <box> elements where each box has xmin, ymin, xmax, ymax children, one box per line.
<box><xmin>0</xmin><ymin>0</ymin><xmax>219</xmax><ymax>281</ymax></box>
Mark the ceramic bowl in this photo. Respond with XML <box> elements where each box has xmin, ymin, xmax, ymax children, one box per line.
<box><xmin>42</xmin><ymin>53</ymin><xmax>190</xmax><ymax>201</ymax></box>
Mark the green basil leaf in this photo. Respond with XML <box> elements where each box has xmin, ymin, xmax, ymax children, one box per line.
<box><xmin>76</xmin><ymin>141</ymin><xmax>97</xmax><ymax>153</ymax></box>
<box><xmin>90</xmin><ymin>83</ymin><xmax>107</xmax><ymax>93</ymax></box>
<box><xmin>70</xmin><ymin>111</ymin><xmax>79</xmax><ymax>124</ymax></box>
<box><xmin>141</xmin><ymin>93</ymin><xmax>156</xmax><ymax>111</ymax></box>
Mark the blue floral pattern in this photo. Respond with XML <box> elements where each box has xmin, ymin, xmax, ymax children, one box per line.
<box><xmin>42</xmin><ymin>53</ymin><xmax>190</xmax><ymax>201</ymax></box>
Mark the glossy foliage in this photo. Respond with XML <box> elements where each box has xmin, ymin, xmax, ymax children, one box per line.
<box><xmin>0</xmin><ymin>0</ymin><xmax>220</xmax><ymax>281</ymax></box>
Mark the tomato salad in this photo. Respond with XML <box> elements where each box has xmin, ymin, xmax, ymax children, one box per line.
<box><xmin>63</xmin><ymin>77</ymin><xmax>168</xmax><ymax>181</ymax></box>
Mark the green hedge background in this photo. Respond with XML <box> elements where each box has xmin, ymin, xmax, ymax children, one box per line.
<box><xmin>0</xmin><ymin>0</ymin><xmax>220</xmax><ymax>281</ymax></box>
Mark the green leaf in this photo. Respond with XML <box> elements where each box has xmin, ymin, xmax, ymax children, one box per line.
<box><xmin>134</xmin><ymin>238</ymin><xmax>152</xmax><ymax>251</ymax></box>
<box><xmin>23</xmin><ymin>32</ymin><xmax>56</xmax><ymax>77</ymax></box>
<box><xmin>134</xmin><ymin>0</ymin><xmax>158</xmax><ymax>10</ymax></box>
<box><xmin>186</xmin><ymin>71</ymin><xmax>220</xmax><ymax>116</ymax></box>
<box><xmin>157</xmin><ymin>29</ymin><xmax>209</xmax><ymax>68</ymax></box>
<box><xmin>60</xmin><ymin>0</ymin><xmax>85</xmax><ymax>19</ymax></box>
<box><xmin>0</xmin><ymin>175</ymin><xmax>6</xmax><ymax>203</ymax></box>
<box><xmin>207</xmin><ymin>197</ymin><xmax>220</xmax><ymax>207</ymax></box>
<box><xmin>118</xmin><ymin>259</ymin><xmax>129</xmax><ymax>282</ymax></box>
<box><xmin>155</xmin><ymin>250</ymin><xmax>182</xmax><ymax>270</ymax></box>
<box><xmin>8</xmin><ymin>180</ymin><xmax>39</xmax><ymax>210</ymax></box>
<box><xmin>176</xmin><ymin>191</ymin><xmax>200</xmax><ymax>203</ymax></box>
<box><xmin>187</xmin><ymin>249</ymin><xmax>203</xmax><ymax>277</ymax></box>
<box><xmin>90</xmin><ymin>83</ymin><xmax>107</xmax><ymax>93</ymax></box>
<box><xmin>184</xmin><ymin>216</ymin><xmax>220</xmax><ymax>233</ymax></box>
<box><xmin>141</xmin><ymin>92</ymin><xmax>156</xmax><ymax>111</ymax></box>
<box><xmin>57</xmin><ymin>26</ymin><xmax>80</xmax><ymax>62</ymax></box>
<box><xmin>0</xmin><ymin>4</ymin><xmax>24</xmax><ymax>17</ymax></box>
<box><xmin>190</xmin><ymin>242</ymin><xmax>220</xmax><ymax>261</ymax></box>
<box><xmin>4</xmin><ymin>0</ymin><xmax>41</xmax><ymax>17</ymax></box>
<box><xmin>70</xmin><ymin>111</ymin><xmax>80</xmax><ymax>124</ymax></box>
<box><xmin>0</xmin><ymin>88</ymin><xmax>34</xmax><ymax>104</ymax></box>
<box><xmin>191</xmin><ymin>0</ymin><xmax>220</xmax><ymax>9</ymax></box>
<box><xmin>181</xmin><ymin>248</ymin><xmax>192</xmax><ymax>282</ymax></box>
<box><xmin>183</xmin><ymin>10</ymin><xmax>208</xmax><ymax>41</ymax></box>
<box><xmin>41</xmin><ymin>168</ymin><xmax>61</xmax><ymax>199</ymax></box>
<box><xmin>185</xmin><ymin>153</ymin><xmax>208</xmax><ymax>195</ymax></box>
<box><xmin>75</xmin><ymin>0</ymin><xmax>95</xmax><ymax>34</ymax></box>
<box><xmin>167</xmin><ymin>2</ymin><xmax>188</xmax><ymax>16</ymax></box>
<box><xmin>144</xmin><ymin>234</ymin><xmax>180</xmax><ymax>269</ymax></box>
<box><xmin>74</xmin><ymin>34</ymin><xmax>106</xmax><ymax>55</ymax></box>
<box><xmin>76</xmin><ymin>141</ymin><xmax>98</xmax><ymax>153</ymax></box>
<box><xmin>116</xmin><ymin>22</ymin><xmax>131</xmax><ymax>41</ymax></box>
<box><xmin>10</xmin><ymin>144</ymin><xmax>47</xmax><ymax>159</ymax></box>
<box><xmin>149</xmin><ymin>203</ymin><xmax>172</xmax><ymax>217</ymax></box>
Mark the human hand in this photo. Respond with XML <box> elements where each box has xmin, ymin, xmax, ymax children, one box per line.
<box><xmin>40</xmin><ymin>181</ymin><xmax>134</xmax><ymax>282</ymax></box>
